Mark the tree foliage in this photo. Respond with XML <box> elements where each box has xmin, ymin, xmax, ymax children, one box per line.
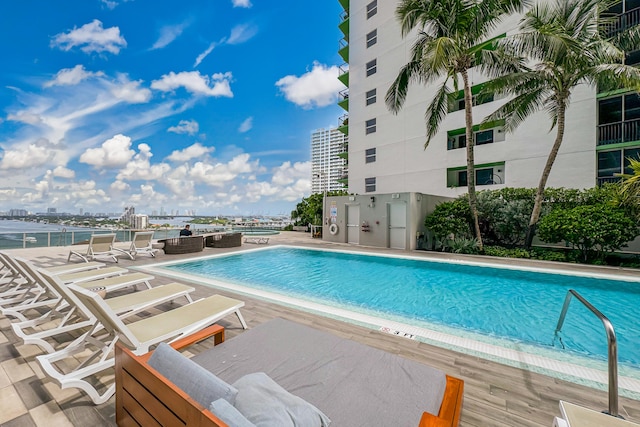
<box><xmin>386</xmin><ymin>0</ymin><xmax>527</xmax><ymax>251</ymax></box>
<box><xmin>290</xmin><ymin>191</ymin><xmax>349</xmax><ymax>226</ymax></box>
<box><xmin>537</xmin><ymin>204</ymin><xmax>640</xmax><ymax>262</ymax></box>
<box><xmin>482</xmin><ymin>0</ymin><xmax>640</xmax><ymax>248</ymax></box>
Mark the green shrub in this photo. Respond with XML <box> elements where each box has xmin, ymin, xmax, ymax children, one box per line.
<box><xmin>530</xmin><ymin>248</ymin><xmax>569</xmax><ymax>262</ymax></box>
<box><xmin>483</xmin><ymin>246</ymin><xmax>531</xmax><ymax>259</ymax></box>
<box><xmin>449</xmin><ymin>237</ymin><xmax>480</xmax><ymax>254</ymax></box>
<box><xmin>424</xmin><ymin>198</ymin><xmax>472</xmax><ymax>248</ymax></box>
<box><xmin>476</xmin><ymin>189</ymin><xmax>534</xmax><ymax>247</ymax></box>
<box><xmin>537</xmin><ymin>204</ymin><xmax>640</xmax><ymax>262</ymax></box>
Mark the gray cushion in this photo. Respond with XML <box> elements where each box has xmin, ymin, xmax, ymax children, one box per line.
<box><xmin>232</xmin><ymin>372</ymin><xmax>331</xmax><ymax>427</ymax></box>
<box><xmin>148</xmin><ymin>342</ymin><xmax>238</xmax><ymax>408</ymax></box>
<box><xmin>210</xmin><ymin>399</ymin><xmax>256</xmax><ymax>427</ymax></box>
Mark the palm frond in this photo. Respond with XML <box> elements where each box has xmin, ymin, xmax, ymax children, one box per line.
<box><xmin>483</xmin><ymin>88</ymin><xmax>548</xmax><ymax>132</ymax></box>
<box><xmin>385</xmin><ymin>60</ymin><xmax>423</xmax><ymax>114</ymax></box>
<box><xmin>424</xmin><ymin>82</ymin><xmax>453</xmax><ymax>147</ymax></box>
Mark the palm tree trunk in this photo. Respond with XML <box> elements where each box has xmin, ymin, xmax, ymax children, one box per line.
<box><xmin>524</xmin><ymin>100</ymin><xmax>567</xmax><ymax>249</ymax></box>
<box><xmin>461</xmin><ymin>70</ymin><xmax>483</xmax><ymax>251</ymax></box>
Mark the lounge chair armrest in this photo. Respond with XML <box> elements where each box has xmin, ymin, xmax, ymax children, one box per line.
<box><xmin>170</xmin><ymin>324</ymin><xmax>225</xmax><ymax>351</ymax></box>
<box><xmin>418</xmin><ymin>375</ymin><xmax>464</xmax><ymax>427</ymax></box>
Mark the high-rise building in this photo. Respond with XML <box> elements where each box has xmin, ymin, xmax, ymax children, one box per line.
<box><xmin>311</xmin><ymin>127</ymin><xmax>348</xmax><ymax>194</ymax></box>
<box><xmin>338</xmin><ymin>0</ymin><xmax>640</xmax><ymax>196</ymax></box>
<box><xmin>121</xmin><ymin>206</ymin><xmax>135</xmax><ymax>224</ymax></box>
<box><xmin>131</xmin><ymin>214</ymin><xmax>149</xmax><ymax>229</ymax></box>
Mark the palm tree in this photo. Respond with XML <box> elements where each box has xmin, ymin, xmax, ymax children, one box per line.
<box><xmin>385</xmin><ymin>0</ymin><xmax>527</xmax><ymax>252</ymax></box>
<box><xmin>619</xmin><ymin>156</ymin><xmax>640</xmax><ymax>218</ymax></box>
<box><xmin>482</xmin><ymin>0</ymin><xmax>640</xmax><ymax>248</ymax></box>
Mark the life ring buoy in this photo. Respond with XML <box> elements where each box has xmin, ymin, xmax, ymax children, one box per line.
<box><xmin>329</xmin><ymin>223</ymin><xmax>339</xmax><ymax>235</ymax></box>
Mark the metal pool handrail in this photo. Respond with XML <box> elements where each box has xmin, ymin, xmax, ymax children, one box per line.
<box><xmin>554</xmin><ymin>289</ymin><xmax>619</xmax><ymax>418</ymax></box>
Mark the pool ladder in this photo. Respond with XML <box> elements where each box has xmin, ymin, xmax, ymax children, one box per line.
<box><xmin>553</xmin><ymin>289</ymin><xmax>619</xmax><ymax>418</ymax></box>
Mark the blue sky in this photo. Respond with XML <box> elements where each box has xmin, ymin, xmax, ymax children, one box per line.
<box><xmin>0</xmin><ymin>0</ymin><xmax>345</xmax><ymax>216</ymax></box>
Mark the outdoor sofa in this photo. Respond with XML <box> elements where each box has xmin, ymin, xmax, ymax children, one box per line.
<box><xmin>161</xmin><ymin>236</ymin><xmax>205</xmax><ymax>254</ymax></box>
<box><xmin>115</xmin><ymin>318</ymin><xmax>463</xmax><ymax>426</ymax></box>
<box><xmin>205</xmin><ymin>232</ymin><xmax>243</xmax><ymax>248</ymax></box>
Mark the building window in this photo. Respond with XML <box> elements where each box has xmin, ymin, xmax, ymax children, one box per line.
<box><xmin>450</xmin><ymin>93</ymin><xmax>495</xmax><ymax>112</ymax></box>
<box><xmin>366</xmin><ymin>59</ymin><xmax>377</xmax><ymax>77</ymax></box>
<box><xmin>365</xmin><ymin>89</ymin><xmax>377</xmax><ymax>105</ymax></box>
<box><xmin>597</xmin><ymin>147</ymin><xmax>640</xmax><ymax>184</ymax></box>
<box><xmin>448</xmin><ymin>125</ymin><xmax>503</xmax><ymax>150</ymax></box>
<box><xmin>365</xmin><ymin>148</ymin><xmax>376</xmax><ymax>163</ymax></box>
<box><xmin>366</xmin><ymin>0</ymin><xmax>377</xmax><ymax>19</ymax></box>
<box><xmin>448</xmin><ymin>163</ymin><xmax>505</xmax><ymax>187</ymax></box>
<box><xmin>366</xmin><ymin>29</ymin><xmax>377</xmax><ymax>48</ymax></box>
<box><xmin>476</xmin><ymin>130</ymin><xmax>494</xmax><ymax>146</ymax></box>
<box><xmin>598</xmin><ymin>93</ymin><xmax>640</xmax><ymax>145</ymax></box>
<box><xmin>365</xmin><ymin>118</ymin><xmax>377</xmax><ymax>135</ymax></box>
<box><xmin>365</xmin><ymin>177</ymin><xmax>376</xmax><ymax>192</ymax></box>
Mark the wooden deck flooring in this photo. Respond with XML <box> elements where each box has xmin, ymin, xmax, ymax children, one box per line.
<box><xmin>2</xmin><ymin>232</ymin><xmax>640</xmax><ymax>426</ymax></box>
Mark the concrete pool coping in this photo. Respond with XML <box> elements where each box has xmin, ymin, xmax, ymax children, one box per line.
<box><xmin>139</xmin><ymin>244</ymin><xmax>640</xmax><ymax>399</ymax></box>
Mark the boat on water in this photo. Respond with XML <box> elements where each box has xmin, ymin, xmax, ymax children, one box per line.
<box><xmin>23</xmin><ymin>237</ymin><xmax>37</xmax><ymax>243</ymax></box>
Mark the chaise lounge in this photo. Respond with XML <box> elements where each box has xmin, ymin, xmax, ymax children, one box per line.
<box><xmin>115</xmin><ymin>318</ymin><xmax>463</xmax><ymax>426</ymax></box>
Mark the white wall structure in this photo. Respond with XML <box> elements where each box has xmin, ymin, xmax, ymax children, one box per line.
<box><xmin>311</xmin><ymin>128</ymin><xmax>348</xmax><ymax>194</ymax></box>
<box><xmin>344</xmin><ymin>0</ymin><xmax>599</xmax><ymax>198</ymax></box>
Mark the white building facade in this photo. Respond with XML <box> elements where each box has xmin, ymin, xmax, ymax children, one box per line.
<box><xmin>340</xmin><ymin>0</ymin><xmax>636</xmax><ymax>198</ymax></box>
<box><xmin>311</xmin><ymin>128</ymin><xmax>348</xmax><ymax>194</ymax></box>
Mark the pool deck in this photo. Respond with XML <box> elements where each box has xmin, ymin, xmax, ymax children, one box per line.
<box><xmin>2</xmin><ymin>231</ymin><xmax>640</xmax><ymax>426</ymax></box>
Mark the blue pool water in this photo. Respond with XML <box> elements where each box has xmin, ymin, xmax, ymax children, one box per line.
<box><xmin>164</xmin><ymin>247</ymin><xmax>640</xmax><ymax>368</ymax></box>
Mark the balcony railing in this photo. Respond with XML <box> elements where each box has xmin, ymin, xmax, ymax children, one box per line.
<box><xmin>603</xmin><ymin>7</ymin><xmax>640</xmax><ymax>37</ymax></box>
<box><xmin>597</xmin><ymin>118</ymin><xmax>640</xmax><ymax>145</ymax></box>
<box><xmin>598</xmin><ymin>176</ymin><xmax>622</xmax><ymax>186</ymax></box>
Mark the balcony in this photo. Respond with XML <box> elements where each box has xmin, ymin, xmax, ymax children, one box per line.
<box><xmin>338</xmin><ymin>66</ymin><xmax>349</xmax><ymax>93</ymax></box>
<box><xmin>339</xmin><ymin>38</ymin><xmax>349</xmax><ymax>62</ymax></box>
<box><xmin>603</xmin><ymin>7</ymin><xmax>640</xmax><ymax>37</ymax></box>
<box><xmin>598</xmin><ymin>176</ymin><xmax>622</xmax><ymax>186</ymax></box>
<box><xmin>339</xmin><ymin>12</ymin><xmax>349</xmax><ymax>37</ymax></box>
<box><xmin>597</xmin><ymin>118</ymin><xmax>640</xmax><ymax>146</ymax></box>
<box><xmin>338</xmin><ymin>113</ymin><xmax>348</xmax><ymax>135</ymax></box>
<box><xmin>338</xmin><ymin>0</ymin><xmax>349</xmax><ymax>11</ymax></box>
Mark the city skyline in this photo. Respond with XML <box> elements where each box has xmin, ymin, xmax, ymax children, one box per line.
<box><xmin>0</xmin><ymin>0</ymin><xmax>345</xmax><ymax>216</ymax></box>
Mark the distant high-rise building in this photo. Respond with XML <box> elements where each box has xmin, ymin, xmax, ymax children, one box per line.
<box><xmin>131</xmin><ymin>214</ymin><xmax>149</xmax><ymax>229</ymax></box>
<box><xmin>9</xmin><ymin>209</ymin><xmax>28</xmax><ymax>217</ymax></box>
<box><xmin>47</xmin><ymin>208</ymin><xmax>57</xmax><ymax>214</ymax></box>
<box><xmin>121</xmin><ymin>206</ymin><xmax>135</xmax><ymax>224</ymax></box>
<box><xmin>311</xmin><ymin>127</ymin><xmax>348</xmax><ymax>194</ymax></box>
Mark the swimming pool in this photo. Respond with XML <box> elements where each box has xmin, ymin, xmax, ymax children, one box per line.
<box><xmin>150</xmin><ymin>246</ymin><xmax>640</xmax><ymax>391</ymax></box>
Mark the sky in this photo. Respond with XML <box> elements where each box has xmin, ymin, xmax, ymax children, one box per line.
<box><xmin>0</xmin><ymin>0</ymin><xmax>346</xmax><ymax>217</ymax></box>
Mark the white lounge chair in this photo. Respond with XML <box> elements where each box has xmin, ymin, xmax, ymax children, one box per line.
<box><xmin>68</xmin><ymin>233</ymin><xmax>120</xmax><ymax>263</ymax></box>
<box><xmin>10</xmin><ymin>260</ymin><xmax>196</xmax><ymax>354</ymax></box>
<box><xmin>37</xmin><ymin>283</ymin><xmax>247</xmax><ymax>404</ymax></box>
<box><xmin>113</xmin><ymin>231</ymin><xmax>158</xmax><ymax>260</ymax></box>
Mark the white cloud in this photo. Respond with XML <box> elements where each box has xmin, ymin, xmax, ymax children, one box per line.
<box><xmin>167</xmin><ymin>119</ymin><xmax>199</xmax><ymax>135</ymax></box>
<box><xmin>110</xmin><ymin>180</ymin><xmax>130</xmax><ymax>191</ymax></box>
<box><xmin>0</xmin><ymin>143</ymin><xmax>52</xmax><ymax>170</ymax></box>
<box><xmin>101</xmin><ymin>0</ymin><xmax>118</xmax><ymax>9</ymax></box>
<box><xmin>79</xmin><ymin>134</ymin><xmax>136</xmax><ymax>168</ymax></box>
<box><xmin>151</xmin><ymin>22</ymin><xmax>189</xmax><ymax>50</ymax></box>
<box><xmin>271</xmin><ymin>161</ymin><xmax>310</xmax><ymax>185</ymax></box>
<box><xmin>194</xmin><ymin>42</ymin><xmax>218</xmax><ymax>68</ymax></box>
<box><xmin>109</xmin><ymin>75</ymin><xmax>152</xmax><ymax>103</ymax></box>
<box><xmin>44</xmin><ymin>65</ymin><xmax>104</xmax><ymax>88</ymax></box>
<box><xmin>227</xmin><ymin>24</ymin><xmax>257</xmax><ymax>45</ymax></box>
<box><xmin>189</xmin><ymin>153</ymin><xmax>256</xmax><ymax>187</ymax></box>
<box><xmin>52</xmin><ymin>166</ymin><xmax>75</xmax><ymax>178</ymax></box>
<box><xmin>167</xmin><ymin>142</ymin><xmax>213</xmax><ymax>162</ymax></box>
<box><xmin>232</xmin><ymin>0</ymin><xmax>252</xmax><ymax>7</ymax></box>
<box><xmin>116</xmin><ymin>143</ymin><xmax>172</xmax><ymax>181</ymax></box>
<box><xmin>51</xmin><ymin>19</ymin><xmax>127</xmax><ymax>55</ymax></box>
<box><xmin>0</xmin><ymin>188</ymin><xmax>18</xmax><ymax>200</ymax></box>
<box><xmin>238</xmin><ymin>117</ymin><xmax>253</xmax><ymax>133</ymax></box>
<box><xmin>151</xmin><ymin>71</ymin><xmax>233</xmax><ymax>97</ymax></box>
<box><xmin>276</xmin><ymin>62</ymin><xmax>345</xmax><ymax>108</ymax></box>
